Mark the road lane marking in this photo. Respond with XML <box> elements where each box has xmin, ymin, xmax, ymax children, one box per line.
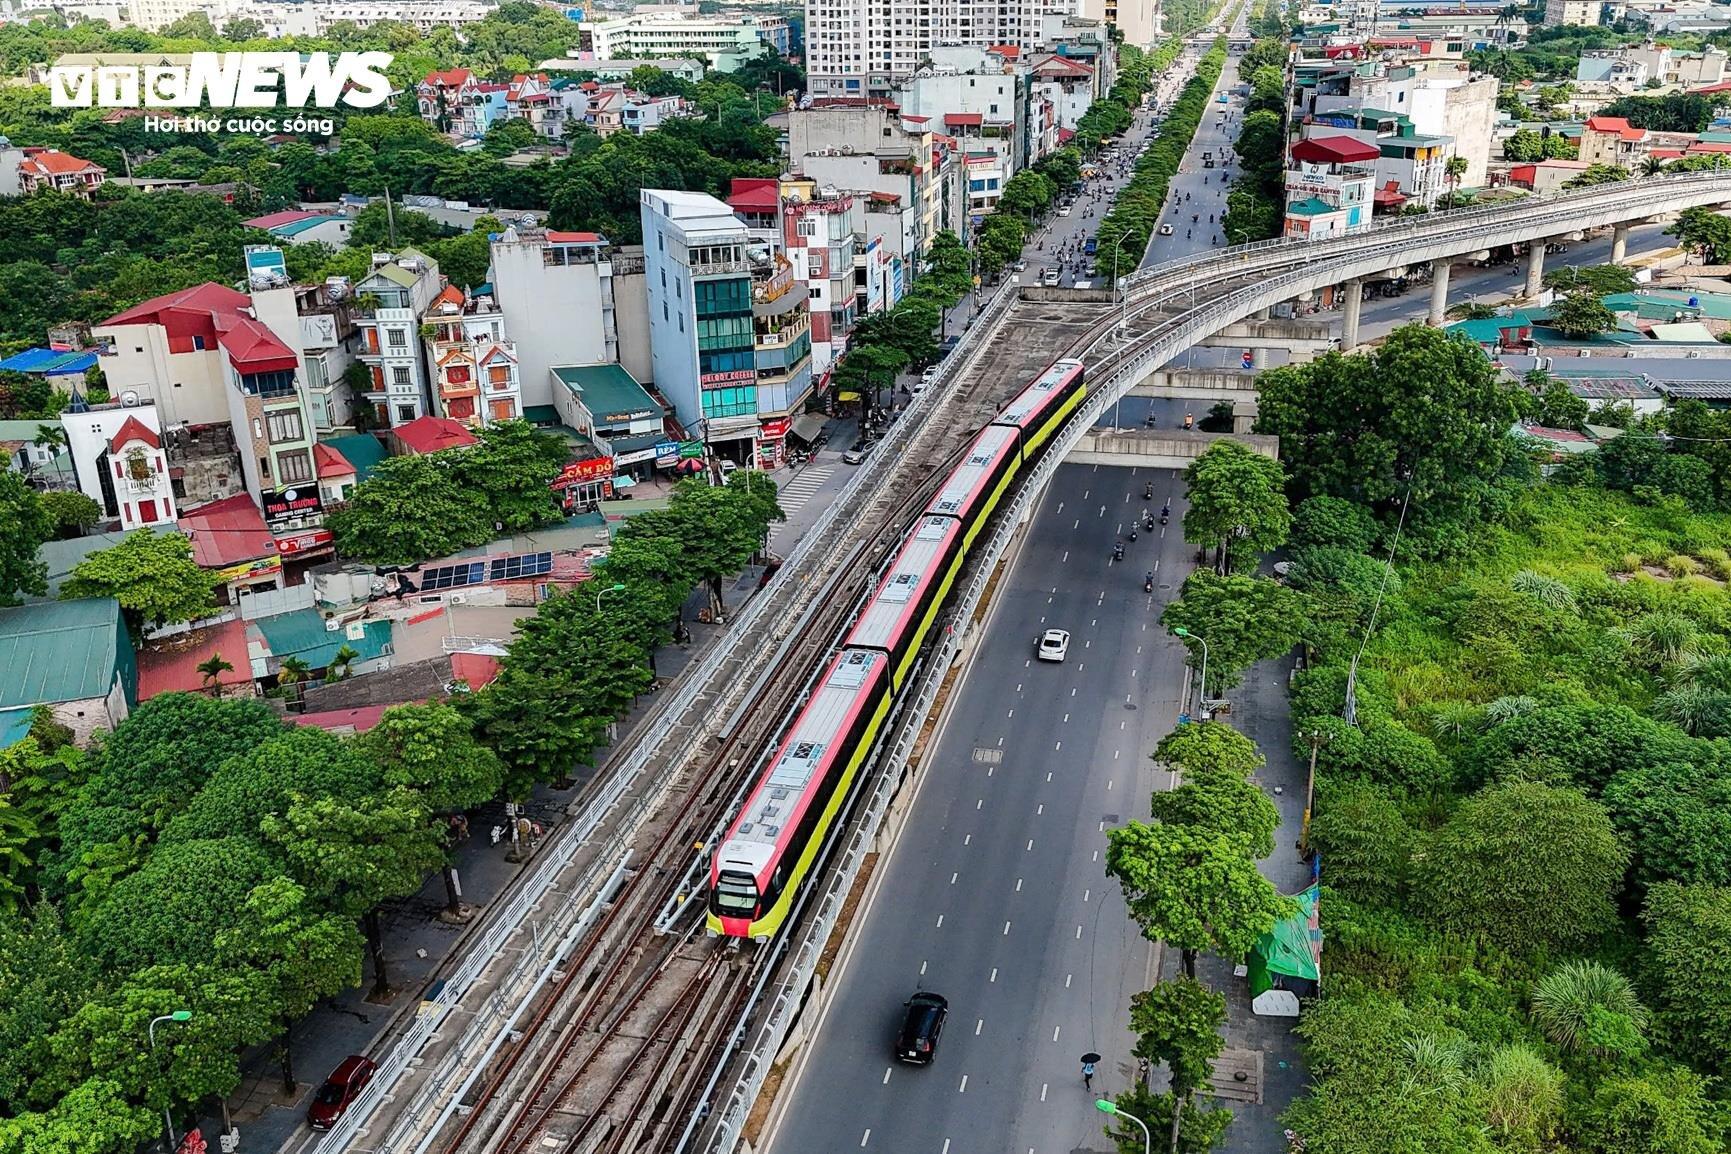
<box><xmin>1066</xmin><ymin>973</ymin><xmax>1073</xmax><ymax>988</ymax></box>
<box><xmin>921</xmin><ymin>960</ymin><xmax>927</xmax><ymax>974</ymax></box>
<box><xmin>1037</xmin><ymin>804</ymin><xmax>1044</xmax><ymax>815</ymax></box>
<box><xmin>1072</xmin><ymin>519</ymin><xmax>1079</xmax><ymax>529</ymax></box>
<box><xmin>1077</xmin><ymin>925</ymin><xmax>1084</xmax><ymax>939</ymax></box>
<box><xmin>1040</xmin><ymin>1083</ymin><xmax>1048</xmax><ymax>1102</ymax></box>
<box><xmin>883</xmin><ymin>1067</ymin><xmax>892</xmax><ymax>1084</ymax></box>
<box><xmin>1016</xmin><ymin>878</ymin><xmax>1023</xmax><ymax>891</ymax></box>
<box><xmin>1093</xmin><ymin>850</ymin><xmax>1099</xmax><ymax>862</ymax></box>
<box><xmin>1062</xmin><ymin>551</ymin><xmax>1068</xmax><ymax>563</ymax></box>
<box><xmin>990</xmin><ymin>968</ymin><xmax>998</xmax><ymax>982</ymax></box>
<box><xmin>1071</xmin><ymin>687</ymin><xmax>1077</xmax><ymax>697</ymax></box>
<box><xmin>977</xmin><ymin>799</ymin><xmax>983</xmax><ymax>810</ymax></box>
<box><xmin>1063</xmin><ymin>713</ymin><xmax>1069</xmax><ymax>723</ymax></box>
<box><xmin>975</xmin><ymin>1019</ymin><xmax>984</xmax><ymax>1036</ymax></box>
<box><xmin>1055</xmin><ymin>741</ymin><xmax>1062</xmax><ymax>751</ymax></box>
<box><xmin>936</xmin><ymin>915</ymin><xmax>944</xmax><ymax>927</ymax></box>
<box><xmin>951</xmin><ymin>872</ymin><xmax>958</xmax><ymax>884</ymax></box>
<box><xmin>1008</xmin><ymin>709</ymin><xmax>1014</xmax><ymax>718</ymax></box>
<box><xmin>943</xmin><ymin>1141</ymin><xmax>951</xmax><ymax>1154</ymax></box>
<box><xmin>959</xmin><ymin>1075</ymin><xmax>969</xmax><ymax>1094</ymax></box>
<box><xmin>861</xmin><ymin>1131</ymin><xmax>870</xmax><ymax>1147</ymax></box>
<box><xmin>1046</xmin><ymin>772</ymin><xmax>1053</xmax><ymax>782</ymax></box>
<box><xmin>1027</xmin><ymin>839</ymin><xmax>1035</xmax><ymax>851</ymax></box>
<box><xmin>1085</xmin><ymin>889</ymin><xmax>1091</xmax><ymax>902</ymax></box>
<box><xmin>1016</xmin><ymin>683</ymin><xmax>1022</xmax><ymax>693</ymax></box>
<box><xmin>1099</xmin><ymin>821</ymin><xmax>1106</xmax><ymax>831</ymax></box>
<box><xmin>964</xmin><ymin>834</ymin><xmax>972</xmax><ymax>845</ymax></box>
<box><xmin>1053</xmin><ymin>1025</ymin><xmax>1062</xmax><ymax>1042</ymax></box>
<box><xmin>1114</xmin><ymin>751</ymin><xmax>1120</xmax><ymax>760</ymax></box>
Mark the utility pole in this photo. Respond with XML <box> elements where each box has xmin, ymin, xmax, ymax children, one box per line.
<box><xmin>1298</xmin><ymin>727</ymin><xmax>1330</xmax><ymax>855</ymax></box>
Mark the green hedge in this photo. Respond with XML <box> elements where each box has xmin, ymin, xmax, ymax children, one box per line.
<box><xmin>1095</xmin><ymin>36</ymin><xmax>1230</xmax><ymax>275</ymax></box>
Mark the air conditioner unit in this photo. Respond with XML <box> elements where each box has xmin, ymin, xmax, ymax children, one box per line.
<box><xmin>325</xmin><ymin>617</ymin><xmax>342</xmax><ymax>632</ymax></box>
<box><xmin>450</xmin><ymin>592</ymin><xmax>468</xmax><ymax>605</ymax></box>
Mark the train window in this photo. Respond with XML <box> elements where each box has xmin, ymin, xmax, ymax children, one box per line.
<box><xmin>715</xmin><ymin>873</ymin><xmax>758</xmax><ymax>913</ymax></box>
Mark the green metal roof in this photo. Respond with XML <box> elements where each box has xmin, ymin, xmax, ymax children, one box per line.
<box><xmin>254</xmin><ymin>609</ymin><xmax>393</xmax><ymax>671</ymax></box>
<box><xmin>1286</xmin><ymin>197</ymin><xmax>1337</xmax><ymax>216</ymax></box>
<box><xmin>0</xmin><ymin>706</ymin><xmax>34</xmax><ymax>751</ymax></box>
<box><xmin>1602</xmin><ymin>289</ymin><xmax>1731</xmax><ymax>321</ymax></box>
<box><xmin>521</xmin><ymin>403</ymin><xmax>561</xmax><ymax>426</ymax></box>
<box><xmin>36</xmin><ymin>526</ymin><xmax>177</xmax><ymax>599</ymax></box>
<box><xmin>0</xmin><ymin>598</ymin><xmax>134</xmax><ymax>709</ymax></box>
<box><xmin>320</xmin><ymin>433</ymin><xmax>387</xmax><ymax>482</ymax></box>
<box><xmin>551</xmin><ymin>364</ymin><xmax>662</xmax><ymax>425</ymax></box>
<box><xmin>1448</xmin><ymin>313</ymin><xmax>1534</xmax><ymax>342</ymax></box>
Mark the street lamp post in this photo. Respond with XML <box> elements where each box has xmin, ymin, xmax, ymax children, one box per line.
<box><xmin>1095</xmin><ymin>1099</ymin><xmax>1152</xmax><ymax>1154</ymax></box>
<box><xmin>148</xmin><ymin>1010</ymin><xmax>193</xmax><ymax>1154</ymax></box>
<box><xmin>1171</xmin><ymin>626</ymin><xmax>1210</xmax><ymax>715</ymax></box>
<box><xmin>595</xmin><ymin>582</ymin><xmax>626</xmax><ymax>614</ymax></box>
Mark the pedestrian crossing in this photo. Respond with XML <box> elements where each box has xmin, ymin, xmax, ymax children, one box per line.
<box><xmin>775</xmin><ymin>465</ymin><xmax>834</xmax><ymax>518</ymax></box>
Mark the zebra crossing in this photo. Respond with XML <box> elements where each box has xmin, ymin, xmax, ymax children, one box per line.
<box><xmin>774</xmin><ymin>464</ymin><xmax>835</xmax><ymax>518</ymax></box>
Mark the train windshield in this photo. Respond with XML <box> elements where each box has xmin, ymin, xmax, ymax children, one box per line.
<box><xmin>714</xmin><ymin>871</ymin><xmax>759</xmax><ymax>914</ymax></box>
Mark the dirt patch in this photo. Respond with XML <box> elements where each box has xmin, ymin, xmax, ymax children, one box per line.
<box><xmin>817</xmin><ymin>851</ymin><xmax>878</xmax><ymax>986</ymax></box>
<box><xmin>742</xmin><ymin>1056</ymin><xmax>789</xmax><ymax>1146</ymax></box>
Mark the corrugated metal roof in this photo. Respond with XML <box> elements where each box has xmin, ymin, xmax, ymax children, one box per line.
<box><xmin>253</xmin><ymin>609</ymin><xmax>393</xmax><ymax>670</ymax></box>
<box><xmin>0</xmin><ymin>598</ymin><xmax>127</xmax><ymax>708</ymax></box>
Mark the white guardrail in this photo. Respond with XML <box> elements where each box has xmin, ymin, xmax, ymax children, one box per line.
<box><xmin>687</xmin><ymin>168</ymin><xmax>1731</xmax><ymax>1154</ymax></box>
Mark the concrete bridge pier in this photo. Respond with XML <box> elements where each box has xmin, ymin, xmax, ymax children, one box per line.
<box><xmin>1252</xmin><ymin>347</ymin><xmax>1269</xmax><ymax>369</ymax></box>
<box><xmin>1427</xmin><ymin>259</ymin><xmax>1451</xmax><ymax>327</ymax></box>
<box><xmin>1524</xmin><ymin>241</ymin><xmax>1546</xmax><ymax>298</ymax></box>
<box><xmin>1611</xmin><ymin>222</ymin><xmax>1630</xmax><ymax>265</ymax></box>
<box><xmin>1341</xmin><ymin>277</ymin><xmax>1364</xmax><ymax>350</ymax></box>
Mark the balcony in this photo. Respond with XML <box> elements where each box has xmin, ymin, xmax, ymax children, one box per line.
<box><xmin>689</xmin><ymin>256</ymin><xmax>750</xmax><ymax>277</ymax></box>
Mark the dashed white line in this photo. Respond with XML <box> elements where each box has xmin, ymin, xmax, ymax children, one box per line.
<box><xmin>942</xmin><ymin>1141</ymin><xmax>951</xmax><ymax>1154</ymax></box>
<box><xmin>975</xmin><ymin>1019</ymin><xmax>984</xmax><ymax>1036</ymax></box>
<box><xmin>964</xmin><ymin>834</ymin><xmax>972</xmax><ymax>845</ymax></box>
<box><xmin>1066</xmin><ymin>973</ymin><xmax>1073</xmax><ymax>988</ymax></box>
<box><xmin>1076</xmin><ymin>925</ymin><xmax>1084</xmax><ymax>939</ymax></box>
<box><xmin>1114</xmin><ymin>750</ymin><xmax>1120</xmax><ymax>761</ymax></box>
<box><xmin>990</xmin><ymin>968</ymin><xmax>998</xmax><ymax>982</ymax></box>
<box><xmin>882</xmin><ymin>1067</ymin><xmax>892</xmax><ymax>1084</ymax></box>
<box><xmin>1037</xmin><ymin>804</ymin><xmax>1044</xmax><ymax>815</ymax></box>
<box><xmin>1099</xmin><ymin>820</ymin><xmax>1106</xmax><ymax>831</ymax></box>
<box><xmin>951</xmin><ymin>872</ymin><xmax>958</xmax><ymax>885</ymax></box>
<box><xmin>1055</xmin><ymin>741</ymin><xmax>1062</xmax><ymax>751</ymax></box>
<box><xmin>1072</xmin><ymin>519</ymin><xmax>1080</xmax><ymax>529</ymax></box>
<box><xmin>1053</xmin><ymin>1025</ymin><xmax>1062</xmax><ymax>1042</ymax></box>
<box><xmin>1040</xmin><ymin>1083</ymin><xmax>1049</xmax><ymax>1102</ymax></box>
<box><xmin>1008</xmin><ymin>708</ymin><xmax>1015</xmax><ymax>718</ymax></box>
<box><xmin>861</xmin><ymin>1130</ymin><xmax>871</xmax><ymax>1147</ymax></box>
<box><xmin>959</xmin><ymin>1075</ymin><xmax>969</xmax><ymax>1093</ymax></box>
<box><xmin>921</xmin><ymin>960</ymin><xmax>928</xmax><ymax>974</ymax></box>
<box><xmin>1027</xmin><ymin>838</ymin><xmax>1035</xmax><ymax>851</ymax></box>
<box><xmin>1093</xmin><ymin>850</ymin><xmax>1099</xmax><ymax>862</ymax></box>
<box><xmin>1046</xmin><ymin>771</ymin><xmax>1053</xmax><ymax>782</ymax></box>
<box><xmin>1084</xmin><ymin>888</ymin><xmax>1092</xmax><ymax>902</ymax></box>
<box><xmin>1016</xmin><ymin>877</ymin><xmax>1023</xmax><ymax>891</ymax></box>
<box><xmin>936</xmin><ymin>915</ymin><xmax>944</xmax><ymax>928</ymax></box>
<box><xmin>1063</xmin><ymin>713</ymin><xmax>1069</xmax><ymax>723</ymax></box>
<box><xmin>1109</xmin><ymin>778</ymin><xmax>1116</xmax><ymax>788</ymax></box>
<box><xmin>1062</xmin><ymin>550</ymin><xmax>1069</xmax><ymax>563</ymax></box>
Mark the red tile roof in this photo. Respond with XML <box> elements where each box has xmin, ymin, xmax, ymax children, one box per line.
<box><xmin>244</xmin><ymin>209</ymin><xmax>321</xmax><ymax>230</ymax></box>
<box><xmin>1585</xmin><ymin>116</ymin><xmax>1646</xmax><ymax>141</ymax></box>
<box><xmin>1292</xmin><ymin>135</ymin><xmax>1380</xmax><ymax>163</ymax></box>
<box><xmin>101</xmin><ymin>283</ymin><xmax>298</xmax><ymax>373</ymax></box>
<box><xmin>902</xmin><ymin>114</ymin><xmax>931</xmax><ymax>124</ymax></box>
<box><xmin>293</xmin><ymin>704</ymin><xmax>390</xmax><ymax>734</ymax></box>
<box><xmin>1687</xmin><ymin>141</ymin><xmax>1731</xmax><ymax>153</ymax></box>
<box><xmin>178</xmin><ymin>493</ymin><xmax>273</xmax><ymax>569</ymax></box>
<box><xmin>137</xmin><ymin>618</ymin><xmax>251</xmax><ymax>699</ymax></box>
<box><xmin>986</xmin><ymin>44</ymin><xmax>1020</xmax><ymax>58</ymax></box>
<box><xmin>727</xmin><ymin>177</ymin><xmax>781</xmax><ymax>212</ymax></box>
<box><xmin>422</xmin><ymin>67</ymin><xmax>472</xmax><ymax>88</ymax></box>
<box><xmin>451</xmin><ymin>649</ymin><xmax>503</xmax><ymax>690</ymax></box>
<box><xmin>546</xmin><ymin>230</ymin><xmax>606</xmax><ymax>245</ymax></box>
<box><xmin>944</xmin><ymin>112</ymin><xmax>984</xmax><ymax>128</ymax></box>
<box><xmin>108</xmin><ymin>414</ymin><xmax>160</xmax><ymax>451</ymax></box>
<box><xmin>1651</xmin><ymin>148</ymin><xmax>1686</xmax><ymax>159</ymax></box>
<box><xmin>431</xmin><ymin>283</ymin><xmax>465</xmax><ymax>308</ymax></box>
<box><xmin>22</xmin><ymin>148</ymin><xmax>103</xmax><ymax>175</ymax></box>
<box><xmin>392</xmin><ymin>415</ymin><xmax>479</xmax><ymax>455</ymax></box>
<box><xmin>313</xmin><ymin>441</ymin><xmax>355</xmax><ymax>478</ymax></box>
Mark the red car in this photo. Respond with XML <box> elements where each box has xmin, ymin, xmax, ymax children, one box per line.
<box><xmin>307</xmin><ymin>1055</ymin><xmax>377</xmax><ymax>1131</ymax></box>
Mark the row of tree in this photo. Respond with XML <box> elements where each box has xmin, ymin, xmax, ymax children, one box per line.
<box><xmin>1094</xmin><ymin>37</ymin><xmax>1230</xmax><ymax>276</ymax></box>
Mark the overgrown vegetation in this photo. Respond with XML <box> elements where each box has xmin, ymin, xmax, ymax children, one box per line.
<box><xmin>1221</xmin><ymin>1</ymin><xmax>1288</xmax><ymax>244</ymax></box>
<box><xmin>1241</xmin><ymin>325</ymin><xmax>1731</xmax><ymax>1152</ymax></box>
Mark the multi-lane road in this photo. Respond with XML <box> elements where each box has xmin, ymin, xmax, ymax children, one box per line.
<box><xmin>767</xmin><ymin>461</ymin><xmax>1197</xmax><ymax>1154</ymax></box>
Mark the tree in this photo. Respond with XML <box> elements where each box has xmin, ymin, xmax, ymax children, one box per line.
<box><xmin>1106</xmin><ymin>822</ymin><xmax>1291</xmax><ymax>978</ymax></box>
<box><xmin>1130</xmin><ymin>978</ymin><xmax>1227</xmax><ymax>1154</ymax></box>
<box><xmin>1414</xmin><ymin>779</ymin><xmax>1627</xmax><ymax>954</ymax></box>
<box><xmin>1668</xmin><ymin>205</ymin><xmax>1731</xmax><ymax>265</ymax></box>
<box><xmin>212</xmin><ymin>878</ymin><xmax>364</xmax><ymax>1093</ymax></box>
<box><xmin>1543</xmin><ymin>263</ymin><xmax>1635</xmax><ymax>295</ymax></box>
<box><xmin>1528</xmin><ymin>960</ymin><xmax>1648</xmax><ymax>1059</ymax></box>
<box><xmin>662</xmin><ymin>477</ymin><xmax>775</xmax><ymax>616</ymax></box>
<box><xmin>1549</xmin><ymin>289</ymin><xmax>1617</xmax><ymax>339</ymax></box>
<box><xmin>1103</xmin><ymin>1083</ymin><xmax>1231</xmax><ymax>1154</ymax></box>
<box><xmin>1640</xmin><ymin>881</ymin><xmax>1731</xmax><ymax>1069</ymax></box>
<box><xmin>1149</xmin><ymin>725</ymin><xmax>1279</xmax><ymax>858</ymax></box>
<box><xmin>263</xmin><ymin>788</ymin><xmax>444</xmax><ymax>999</ymax></box>
<box><xmin>1604</xmin><ymin>758</ymin><xmax>1731</xmax><ymax>889</ymax></box>
<box><xmin>325</xmin><ymin>644</ymin><xmax>360</xmax><ymax>682</ymax></box>
<box><xmin>1254</xmin><ymin>326</ymin><xmax>1521</xmax><ymax>551</ymax></box>
<box><xmin>1161</xmin><ymin>573</ymin><xmax>1308</xmax><ymax>697</ymax></box>
<box><xmin>1529</xmin><ymin>372</ymin><xmax>1590</xmax><ymax>431</ymax></box>
<box><xmin>1181</xmin><ymin>441</ymin><xmax>1290</xmax><ymax>574</ymax></box>
<box><xmin>37</xmin><ymin>491</ymin><xmax>101</xmax><ymax>539</ymax></box>
<box><xmin>60</xmin><ymin>529</ymin><xmax>215</xmax><ymax>637</ymax></box>
<box><xmin>327</xmin><ymin>453</ymin><xmax>491</xmax><ymax>566</ymax></box>
<box><xmin>1442</xmin><ymin>155</ymin><xmax>1469</xmax><ymax>207</ymax></box>
<box><xmin>195</xmin><ymin>653</ymin><xmax>234</xmax><ymax>697</ymax></box>
<box><xmin>1574</xmin><ymin>1067</ymin><xmax>1726</xmax><ymax>1154</ymax></box>
<box><xmin>361</xmin><ymin>702</ymin><xmax>504</xmax><ymax>914</ymax></box>
<box><xmin>0</xmin><ymin>472</ymin><xmax>52</xmax><ymax>607</ymax></box>
<box><xmin>1306</xmin><ymin>780</ymin><xmax>1414</xmax><ymax>901</ymax></box>
<box><xmin>450</xmin><ymin>420</ymin><xmax>567</xmax><ymax>533</ymax></box>
<box><xmin>1289</xmin><ymin>495</ymin><xmax>1379</xmax><ymax>553</ymax></box>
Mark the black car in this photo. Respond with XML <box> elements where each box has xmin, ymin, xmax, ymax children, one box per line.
<box><xmin>896</xmin><ymin>992</ymin><xmax>949</xmax><ymax>1064</ymax></box>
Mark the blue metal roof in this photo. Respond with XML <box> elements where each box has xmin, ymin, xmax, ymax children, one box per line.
<box><xmin>0</xmin><ymin>348</ymin><xmax>100</xmax><ymax>376</ymax></box>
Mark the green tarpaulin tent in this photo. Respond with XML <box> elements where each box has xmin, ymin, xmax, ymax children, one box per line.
<box><xmin>1248</xmin><ymin>883</ymin><xmax>1321</xmax><ymax>1005</ymax></box>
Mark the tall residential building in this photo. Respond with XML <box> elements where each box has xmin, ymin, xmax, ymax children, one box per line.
<box><xmin>789</xmin><ymin>105</ymin><xmax>954</xmax><ymax>269</ymax></box>
<box><xmin>641</xmin><ymin>189</ymin><xmax>763</xmax><ymax>463</ymax></box>
<box><xmin>354</xmin><ymin>249</ymin><xmax>443</xmax><ymax>428</ymax></box>
<box><xmin>1544</xmin><ymin>0</ymin><xmax>1602</xmax><ymax>26</ymax></box>
<box><xmin>1282</xmin><ymin>135</ymin><xmax>1376</xmax><ymax>240</ymax></box>
<box><xmin>487</xmin><ymin>228</ymin><xmax>655</xmax><ymax>413</ymax></box>
<box><xmin>747</xmin><ymin>251</ymin><xmax>815</xmax><ymax>467</ymax></box>
<box><xmin>421</xmin><ymin>285</ymin><xmax>523</xmax><ymax>428</ymax></box>
<box><xmin>805</xmin><ymin>0</ymin><xmax>1039</xmax><ymax>99</ymax></box>
<box><xmin>782</xmin><ymin>191</ymin><xmax>862</xmax><ymax>375</ymax></box>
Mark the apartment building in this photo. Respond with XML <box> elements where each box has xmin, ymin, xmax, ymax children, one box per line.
<box><xmin>354</xmin><ymin>250</ymin><xmax>444</xmax><ymax>428</ymax></box>
<box><xmin>789</xmin><ymin>104</ymin><xmax>953</xmax><ymax>270</ymax></box>
<box><xmin>782</xmin><ymin>190</ymin><xmax>863</xmax><ymax>375</ymax></box>
<box><xmin>805</xmin><ymin>0</ymin><xmax>1044</xmax><ymax>99</ymax></box>
<box><xmin>1544</xmin><ymin>0</ymin><xmax>1604</xmax><ymax>25</ymax></box>
<box><xmin>1579</xmin><ymin>115</ymin><xmax>1651</xmax><ymax>168</ymax></box>
<box><xmin>898</xmin><ymin>46</ymin><xmax>1030</xmax><ymax>166</ymax></box>
<box><xmin>487</xmin><ymin>228</ymin><xmax>654</xmax><ymax>412</ymax></box>
<box><xmin>641</xmin><ymin>189</ymin><xmax>763</xmax><ymax>462</ymax></box>
<box><xmin>421</xmin><ymin>285</ymin><xmax>522</xmax><ymax>428</ymax></box>
<box><xmin>1303</xmin><ymin>109</ymin><xmax>1454</xmax><ymax>207</ymax></box>
<box><xmin>235</xmin><ymin>0</ymin><xmax>494</xmax><ymax>35</ymax></box>
<box><xmin>580</xmin><ymin>10</ymin><xmax>773</xmax><ymax>67</ymax></box>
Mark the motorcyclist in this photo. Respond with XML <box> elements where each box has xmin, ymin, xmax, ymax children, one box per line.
<box><xmin>1114</xmin><ymin>542</ymin><xmax>1125</xmax><ymax>562</ymax></box>
<box><xmin>1144</xmin><ymin>572</ymin><xmax>1154</xmax><ymax>592</ymax></box>
<box><xmin>1209</xmin><ymin>213</ymin><xmax>1214</xmax><ymax>224</ymax></box>
<box><xmin>1145</xmin><ymin>481</ymin><xmax>1155</xmax><ymax>498</ymax></box>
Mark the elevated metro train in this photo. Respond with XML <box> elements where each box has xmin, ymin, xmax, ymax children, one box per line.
<box><xmin>709</xmin><ymin>358</ymin><xmax>1087</xmax><ymax>940</ymax></box>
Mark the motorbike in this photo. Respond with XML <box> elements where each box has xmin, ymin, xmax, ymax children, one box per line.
<box><xmin>1113</xmin><ymin>543</ymin><xmax>1125</xmax><ymax>562</ymax></box>
<box><xmin>1129</xmin><ymin>526</ymin><xmax>1138</xmax><ymax>541</ymax></box>
<box><xmin>1144</xmin><ymin>573</ymin><xmax>1155</xmax><ymax>593</ymax></box>
<box><xmin>1144</xmin><ymin>513</ymin><xmax>1156</xmax><ymax>531</ymax></box>
<box><xmin>1145</xmin><ymin>414</ymin><xmax>1158</xmax><ymax>428</ymax></box>
<box><xmin>1192</xmin><ymin>213</ymin><xmax>1199</xmax><ymax>223</ymax></box>
<box><xmin>1144</xmin><ymin>482</ymin><xmax>1155</xmax><ymax>499</ymax></box>
<box><xmin>1183</xmin><ymin>413</ymin><xmax>1195</xmax><ymax>429</ymax></box>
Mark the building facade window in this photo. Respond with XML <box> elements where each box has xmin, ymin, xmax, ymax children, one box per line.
<box><xmin>266</xmin><ymin>410</ymin><xmax>304</xmax><ymax>444</ymax></box>
<box><xmin>387</xmin><ymin>327</ymin><xmax>408</xmax><ymax>348</ymax></box>
<box><xmin>701</xmin><ymin>385</ymin><xmax>758</xmax><ymax>418</ymax></box>
<box><xmin>392</xmin><ymin>366</ymin><xmax>412</xmax><ymax>387</ymax></box>
<box><xmin>276</xmin><ymin>449</ymin><xmax>313</xmax><ymax>484</ymax></box>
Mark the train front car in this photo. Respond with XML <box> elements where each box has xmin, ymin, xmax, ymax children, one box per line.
<box><xmin>991</xmin><ymin>357</ymin><xmax>1087</xmax><ymax>458</ymax></box>
<box><xmin>708</xmin><ymin>648</ymin><xmax>892</xmax><ymax>940</ymax></box>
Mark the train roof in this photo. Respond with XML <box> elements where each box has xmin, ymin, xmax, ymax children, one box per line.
<box><xmin>993</xmin><ymin>358</ymin><xmax>1085</xmax><ymax>430</ymax></box>
<box><xmin>927</xmin><ymin>424</ymin><xmax>1019</xmax><ymax>520</ymax></box>
<box><xmin>845</xmin><ymin>515</ymin><xmax>964</xmax><ymax>652</ymax></box>
<box><xmin>718</xmin><ymin>648</ymin><xmax>887</xmax><ymax>869</ymax></box>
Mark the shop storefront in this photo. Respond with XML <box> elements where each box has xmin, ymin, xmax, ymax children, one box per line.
<box><xmin>552</xmin><ymin>456</ymin><xmax>614</xmax><ymax>512</ymax></box>
<box><xmin>757</xmin><ymin>416</ymin><xmax>790</xmax><ymax>468</ymax></box>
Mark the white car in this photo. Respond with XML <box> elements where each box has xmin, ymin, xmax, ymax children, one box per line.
<box><xmin>1037</xmin><ymin>629</ymin><xmax>1070</xmax><ymax>662</ymax></box>
<box><xmin>1157</xmin><ymin>223</ymin><xmax>1174</xmax><ymax>236</ymax></box>
<box><xmin>1057</xmin><ymin>205</ymin><xmax>1072</xmax><ymax>217</ymax></box>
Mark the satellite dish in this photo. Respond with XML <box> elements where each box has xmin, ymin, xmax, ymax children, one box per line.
<box><xmin>120</xmin><ymin>390</ymin><xmax>140</xmax><ymax>407</ymax></box>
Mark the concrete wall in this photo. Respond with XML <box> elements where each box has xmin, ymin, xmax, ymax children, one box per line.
<box><xmin>1068</xmin><ymin>427</ymin><xmax>1280</xmax><ymax>468</ymax></box>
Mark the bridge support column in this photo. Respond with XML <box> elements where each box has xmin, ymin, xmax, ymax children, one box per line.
<box><xmin>1525</xmin><ymin>242</ymin><xmax>1546</xmax><ymax>298</ymax></box>
<box><xmin>1341</xmin><ymin>278</ymin><xmax>1364</xmax><ymax>351</ymax></box>
<box><xmin>1427</xmin><ymin>259</ymin><xmax>1451</xmax><ymax>327</ymax></box>
<box><xmin>1252</xmin><ymin>347</ymin><xmax>1269</xmax><ymax>369</ymax></box>
<box><xmin>1611</xmin><ymin>223</ymin><xmax>1630</xmax><ymax>265</ymax></box>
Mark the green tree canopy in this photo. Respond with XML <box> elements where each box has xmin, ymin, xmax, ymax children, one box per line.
<box><xmin>60</xmin><ymin>530</ymin><xmax>216</xmax><ymax>636</ymax></box>
<box><xmin>1414</xmin><ymin>779</ymin><xmax>1627</xmax><ymax>954</ymax></box>
<box><xmin>0</xmin><ymin>472</ymin><xmax>52</xmax><ymax>607</ymax></box>
<box><xmin>1161</xmin><ymin>572</ymin><xmax>1309</xmax><ymax>696</ymax></box>
<box><xmin>1181</xmin><ymin>441</ymin><xmax>1290</xmax><ymax>574</ymax></box>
